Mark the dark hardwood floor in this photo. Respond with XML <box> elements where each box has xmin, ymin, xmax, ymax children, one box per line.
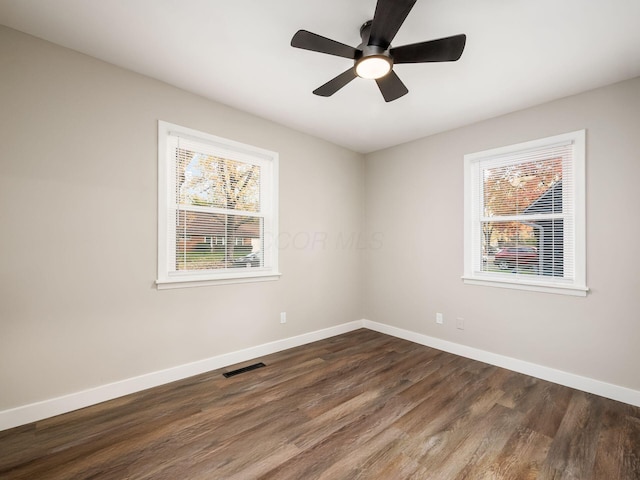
<box><xmin>1</xmin><ymin>329</ymin><xmax>639</xmax><ymax>479</ymax></box>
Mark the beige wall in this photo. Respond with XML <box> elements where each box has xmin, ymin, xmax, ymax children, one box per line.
<box><xmin>2</xmin><ymin>23</ymin><xmax>638</xmax><ymax>414</ymax></box>
<box><xmin>364</xmin><ymin>76</ymin><xmax>640</xmax><ymax>391</ymax></box>
<box><xmin>0</xmin><ymin>26</ymin><xmax>365</xmax><ymax>410</ymax></box>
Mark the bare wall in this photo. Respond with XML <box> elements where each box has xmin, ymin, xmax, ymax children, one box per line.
<box><xmin>2</xmin><ymin>22</ymin><xmax>638</xmax><ymax>415</ymax></box>
<box><xmin>0</xmin><ymin>26</ymin><xmax>365</xmax><ymax>410</ymax></box>
<box><xmin>364</xmin><ymin>76</ymin><xmax>640</xmax><ymax>391</ymax></box>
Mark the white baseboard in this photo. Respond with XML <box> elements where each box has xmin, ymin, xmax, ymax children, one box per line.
<box><xmin>2</xmin><ymin>318</ymin><xmax>639</xmax><ymax>432</ymax></box>
<box><xmin>363</xmin><ymin>319</ymin><xmax>640</xmax><ymax>408</ymax></box>
<box><xmin>0</xmin><ymin>321</ymin><xmax>365</xmax><ymax>432</ymax></box>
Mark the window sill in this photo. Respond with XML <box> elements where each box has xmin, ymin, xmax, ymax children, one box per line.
<box><xmin>156</xmin><ymin>271</ymin><xmax>281</xmax><ymax>290</ymax></box>
<box><xmin>462</xmin><ymin>275</ymin><xmax>588</xmax><ymax>297</ymax></box>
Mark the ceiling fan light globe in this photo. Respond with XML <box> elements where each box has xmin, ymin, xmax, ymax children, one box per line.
<box><xmin>356</xmin><ymin>56</ymin><xmax>392</xmax><ymax>79</ymax></box>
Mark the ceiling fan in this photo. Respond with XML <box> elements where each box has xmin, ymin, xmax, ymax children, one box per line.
<box><xmin>290</xmin><ymin>0</ymin><xmax>466</xmax><ymax>102</ymax></box>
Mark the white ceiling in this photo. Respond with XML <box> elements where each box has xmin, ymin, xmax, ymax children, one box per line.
<box><xmin>1</xmin><ymin>0</ymin><xmax>639</xmax><ymax>153</ymax></box>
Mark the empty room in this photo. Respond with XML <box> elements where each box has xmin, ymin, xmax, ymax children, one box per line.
<box><xmin>1</xmin><ymin>0</ymin><xmax>639</xmax><ymax>479</ymax></box>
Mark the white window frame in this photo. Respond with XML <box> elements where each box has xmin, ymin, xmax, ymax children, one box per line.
<box><xmin>463</xmin><ymin>130</ymin><xmax>588</xmax><ymax>296</ymax></box>
<box><xmin>156</xmin><ymin>121</ymin><xmax>280</xmax><ymax>289</ymax></box>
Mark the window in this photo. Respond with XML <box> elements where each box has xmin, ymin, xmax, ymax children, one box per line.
<box><xmin>157</xmin><ymin>121</ymin><xmax>279</xmax><ymax>289</ymax></box>
<box><xmin>463</xmin><ymin>130</ymin><xmax>587</xmax><ymax>296</ymax></box>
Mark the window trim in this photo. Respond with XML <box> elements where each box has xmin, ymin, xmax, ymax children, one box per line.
<box><xmin>462</xmin><ymin>130</ymin><xmax>588</xmax><ymax>296</ymax></box>
<box><xmin>156</xmin><ymin>121</ymin><xmax>280</xmax><ymax>289</ymax></box>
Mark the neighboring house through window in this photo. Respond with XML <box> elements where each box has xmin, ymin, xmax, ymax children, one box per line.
<box><xmin>463</xmin><ymin>130</ymin><xmax>587</xmax><ymax>296</ymax></box>
<box><xmin>157</xmin><ymin>121</ymin><xmax>280</xmax><ymax>289</ymax></box>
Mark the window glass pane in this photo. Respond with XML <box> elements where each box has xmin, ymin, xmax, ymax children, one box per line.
<box><xmin>176</xmin><ymin>148</ymin><xmax>261</xmax><ymax>212</ymax></box>
<box><xmin>175</xmin><ymin>210</ymin><xmax>263</xmax><ymax>271</ymax></box>
<box><xmin>483</xmin><ymin>157</ymin><xmax>562</xmax><ymax>216</ymax></box>
<box><xmin>481</xmin><ymin>220</ymin><xmax>564</xmax><ymax>277</ymax></box>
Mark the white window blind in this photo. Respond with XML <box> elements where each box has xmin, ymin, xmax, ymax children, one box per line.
<box><xmin>157</xmin><ymin>121</ymin><xmax>279</xmax><ymax>289</ymax></box>
<box><xmin>463</xmin><ymin>130</ymin><xmax>587</xmax><ymax>296</ymax></box>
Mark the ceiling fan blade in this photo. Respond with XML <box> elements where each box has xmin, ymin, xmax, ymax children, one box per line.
<box><xmin>375</xmin><ymin>70</ymin><xmax>408</xmax><ymax>102</ymax></box>
<box><xmin>391</xmin><ymin>34</ymin><xmax>467</xmax><ymax>64</ymax></box>
<box><xmin>291</xmin><ymin>30</ymin><xmax>359</xmax><ymax>59</ymax></box>
<box><xmin>313</xmin><ymin>68</ymin><xmax>358</xmax><ymax>97</ymax></box>
<box><xmin>368</xmin><ymin>0</ymin><xmax>417</xmax><ymax>49</ymax></box>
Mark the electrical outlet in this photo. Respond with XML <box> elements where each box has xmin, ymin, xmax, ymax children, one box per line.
<box><xmin>456</xmin><ymin>317</ymin><xmax>464</xmax><ymax>330</ymax></box>
<box><xmin>280</xmin><ymin>312</ymin><xmax>287</xmax><ymax>324</ymax></box>
<box><xmin>436</xmin><ymin>312</ymin><xmax>443</xmax><ymax>325</ymax></box>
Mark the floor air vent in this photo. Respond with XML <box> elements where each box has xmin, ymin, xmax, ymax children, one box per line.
<box><xmin>223</xmin><ymin>362</ymin><xmax>266</xmax><ymax>378</ymax></box>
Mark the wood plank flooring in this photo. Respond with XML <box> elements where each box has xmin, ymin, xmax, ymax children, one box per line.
<box><xmin>1</xmin><ymin>329</ymin><xmax>639</xmax><ymax>479</ymax></box>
